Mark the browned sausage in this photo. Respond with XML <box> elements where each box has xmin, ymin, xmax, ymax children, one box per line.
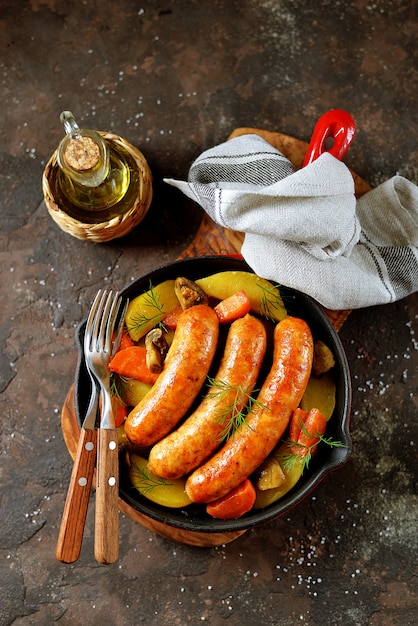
<box><xmin>124</xmin><ymin>304</ymin><xmax>219</xmax><ymax>447</ymax></box>
<box><xmin>148</xmin><ymin>314</ymin><xmax>267</xmax><ymax>479</ymax></box>
<box><xmin>185</xmin><ymin>316</ymin><xmax>313</xmax><ymax>503</ymax></box>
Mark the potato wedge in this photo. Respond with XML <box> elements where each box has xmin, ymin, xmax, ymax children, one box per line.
<box><xmin>125</xmin><ymin>280</ymin><xmax>180</xmax><ymax>341</ymax></box>
<box><xmin>116</xmin><ymin>377</ymin><xmax>153</xmax><ymax>407</ymax></box>
<box><xmin>300</xmin><ymin>372</ymin><xmax>336</xmax><ymax>420</ymax></box>
<box><xmin>128</xmin><ymin>454</ymin><xmax>192</xmax><ymax>508</ymax></box>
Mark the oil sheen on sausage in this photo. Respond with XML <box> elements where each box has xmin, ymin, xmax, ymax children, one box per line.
<box><xmin>185</xmin><ymin>316</ymin><xmax>314</xmax><ymax>503</ymax></box>
<box><xmin>124</xmin><ymin>304</ymin><xmax>219</xmax><ymax>447</ymax></box>
<box><xmin>148</xmin><ymin>314</ymin><xmax>267</xmax><ymax>479</ymax></box>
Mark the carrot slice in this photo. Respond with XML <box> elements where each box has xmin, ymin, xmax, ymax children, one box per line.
<box><xmin>109</xmin><ymin>346</ymin><xmax>160</xmax><ymax>385</ymax></box>
<box><xmin>289</xmin><ymin>407</ymin><xmax>309</xmax><ymax>448</ymax></box>
<box><xmin>111</xmin><ymin>395</ymin><xmax>128</xmax><ymax>427</ymax></box>
<box><xmin>214</xmin><ymin>290</ymin><xmax>251</xmax><ymax>324</ymax></box>
<box><xmin>162</xmin><ymin>305</ymin><xmax>183</xmax><ymax>330</ymax></box>
<box><xmin>296</xmin><ymin>407</ymin><xmax>327</xmax><ymax>458</ymax></box>
<box><xmin>206</xmin><ymin>479</ymin><xmax>256</xmax><ymax>519</ymax></box>
<box><xmin>119</xmin><ymin>328</ymin><xmax>136</xmax><ymax>351</ymax></box>
<box><xmin>111</xmin><ymin>328</ymin><xmax>135</xmax><ymax>351</ymax></box>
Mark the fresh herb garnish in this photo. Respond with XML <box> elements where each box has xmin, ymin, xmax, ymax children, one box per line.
<box><xmin>128</xmin><ymin>280</ymin><xmax>168</xmax><ymax>335</ymax></box>
<box><xmin>258</xmin><ymin>282</ymin><xmax>285</xmax><ymax>321</ymax></box>
<box><xmin>206</xmin><ymin>377</ymin><xmax>268</xmax><ymax>442</ymax></box>
<box><xmin>110</xmin><ymin>372</ymin><xmax>124</xmax><ymax>403</ymax></box>
<box><xmin>279</xmin><ymin>430</ymin><xmax>346</xmax><ymax>473</ymax></box>
<box><xmin>130</xmin><ymin>458</ymin><xmax>172</xmax><ymax>494</ymax></box>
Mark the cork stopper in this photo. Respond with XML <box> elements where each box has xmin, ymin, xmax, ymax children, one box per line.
<box><xmin>64</xmin><ymin>136</ymin><xmax>100</xmax><ymax>171</ymax></box>
<box><xmin>57</xmin><ymin>111</ymin><xmax>109</xmax><ymax>187</ymax></box>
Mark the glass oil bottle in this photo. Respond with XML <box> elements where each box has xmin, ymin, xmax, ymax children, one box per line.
<box><xmin>48</xmin><ymin>111</ymin><xmax>142</xmax><ymax>223</ymax></box>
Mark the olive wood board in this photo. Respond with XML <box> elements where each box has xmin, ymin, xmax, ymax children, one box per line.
<box><xmin>60</xmin><ymin>127</ymin><xmax>370</xmax><ymax>548</ymax></box>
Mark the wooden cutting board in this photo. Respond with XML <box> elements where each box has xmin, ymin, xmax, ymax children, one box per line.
<box><xmin>60</xmin><ymin>127</ymin><xmax>370</xmax><ymax>547</ymax></box>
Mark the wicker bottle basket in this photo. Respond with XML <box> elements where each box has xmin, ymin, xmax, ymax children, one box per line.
<box><xmin>42</xmin><ymin>133</ymin><xmax>153</xmax><ymax>243</ymax></box>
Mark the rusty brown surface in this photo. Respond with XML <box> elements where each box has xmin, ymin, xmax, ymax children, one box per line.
<box><xmin>1</xmin><ymin>2</ymin><xmax>417</xmax><ymax>625</ymax></box>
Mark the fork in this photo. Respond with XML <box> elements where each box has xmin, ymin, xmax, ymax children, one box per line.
<box><xmin>55</xmin><ymin>290</ymin><xmax>126</xmax><ymax>564</ymax></box>
<box><xmin>84</xmin><ymin>289</ymin><xmax>126</xmax><ymax>565</ymax></box>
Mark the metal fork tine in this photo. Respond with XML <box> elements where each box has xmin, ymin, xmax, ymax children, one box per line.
<box><xmin>101</xmin><ymin>292</ymin><xmax>122</xmax><ymax>354</ymax></box>
<box><xmin>112</xmin><ymin>299</ymin><xmax>129</xmax><ymax>356</ymax></box>
<box><xmin>109</xmin><ymin>296</ymin><xmax>123</xmax><ymax>347</ymax></box>
<box><xmin>93</xmin><ymin>291</ymin><xmax>110</xmax><ymax>354</ymax></box>
<box><xmin>84</xmin><ymin>289</ymin><xmax>104</xmax><ymax>353</ymax></box>
<box><xmin>83</xmin><ymin>290</ymin><xmax>105</xmax><ymax>425</ymax></box>
<box><xmin>97</xmin><ymin>293</ymin><xmax>110</xmax><ymax>351</ymax></box>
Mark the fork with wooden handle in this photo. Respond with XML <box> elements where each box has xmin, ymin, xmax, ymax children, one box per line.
<box><xmin>84</xmin><ymin>290</ymin><xmax>127</xmax><ymax>565</ymax></box>
<box><xmin>55</xmin><ymin>290</ymin><xmax>127</xmax><ymax>564</ymax></box>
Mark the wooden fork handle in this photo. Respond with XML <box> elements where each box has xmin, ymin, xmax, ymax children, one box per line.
<box><xmin>56</xmin><ymin>427</ymin><xmax>97</xmax><ymax>563</ymax></box>
<box><xmin>94</xmin><ymin>427</ymin><xmax>119</xmax><ymax>564</ymax></box>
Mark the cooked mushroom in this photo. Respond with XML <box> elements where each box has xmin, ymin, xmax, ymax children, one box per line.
<box><xmin>256</xmin><ymin>458</ymin><xmax>286</xmax><ymax>491</ymax></box>
<box><xmin>145</xmin><ymin>328</ymin><xmax>168</xmax><ymax>374</ymax></box>
<box><xmin>312</xmin><ymin>340</ymin><xmax>335</xmax><ymax>377</ymax></box>
<box><xmin>174</xmin><ymin>276</ymin><xmax>209</xmax><ymax>310</ymax></box>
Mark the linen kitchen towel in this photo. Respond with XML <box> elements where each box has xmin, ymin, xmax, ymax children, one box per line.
<box><xmin>165</xmin><ymin>134</ymin><xmax>418</xmax><ymax>310</ymax></box>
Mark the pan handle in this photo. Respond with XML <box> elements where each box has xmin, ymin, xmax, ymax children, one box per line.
<box><xmin>303</xmin><ymin>109</ymin><xmax>356</xmax><ymax>166</ymax></box>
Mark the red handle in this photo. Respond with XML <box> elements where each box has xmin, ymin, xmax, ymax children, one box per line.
<box><xmin>303</xmin><ymin>109</ymin><xmax>356</xmax><ymax>166</ymax></box>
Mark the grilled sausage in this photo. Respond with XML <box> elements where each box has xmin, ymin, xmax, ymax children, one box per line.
<box><xmin>148</xmin><ymin>314</ymin><xmax>267</xmax><ymax>478</ymax></box>
<box><xmin>185</xmin><ymin>316</ymin><xmax>314</xmax><ymax>503</ymax></box>
<box><xmin>124</xmin><ymin>304</ymin><xmax>219</xmax><ymax>447</ymax></box>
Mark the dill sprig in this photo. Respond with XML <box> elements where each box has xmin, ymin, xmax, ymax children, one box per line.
<box><xmin>206</xmin><ymin>377</ymin><xmax>267</xmax><ymax>442</ymax></box>
<box><xmin>129</xmin><ymin>281</ymin><xmax>167</xmax><ymax>334</ymax></box>
<box><xmin>279</xmin><ymin>431</ymin><xmax>346</xmax><ymax>473</ymax></box>
<box><xmin>111</xmin><ymin>373</ymin><xmax>134</xmax><ymax>394</ymax></box>
<box><xmin>258</xmin><ymin>282</ymin><xmax>285</xmax><ymax>321</ymax></box>
<box><xmin>130</xmin><ymin>458</ymin><xmax>172</xmax><ymax>494</ymax></box>
<box><xmin>110</xmin><ymin>372</ymin><xmax>124</xmax><ymax>403</ymax></box>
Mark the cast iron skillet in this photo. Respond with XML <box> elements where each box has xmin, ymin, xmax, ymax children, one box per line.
<box><xmin>74</xmin><ymin>256</ymin><xmax>352</xmax><ymax>533</ymax></box>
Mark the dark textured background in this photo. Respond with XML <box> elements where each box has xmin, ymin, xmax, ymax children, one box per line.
<box><xmin>0</xmin><ymin>2</ymin><xmax>417</xmax><ymax>625</ymax></box>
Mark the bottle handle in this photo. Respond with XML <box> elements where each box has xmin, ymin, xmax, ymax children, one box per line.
<box><xmin>60</xmin><ymin>111</ymin><xmax>82</xmax><ymax>139</ymax></box>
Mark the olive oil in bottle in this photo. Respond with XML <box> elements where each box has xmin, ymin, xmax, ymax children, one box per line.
<box><xmin>50</xmin><ymin>111</ymin><xmax>140</xmax><ymax>223</ymax></box>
